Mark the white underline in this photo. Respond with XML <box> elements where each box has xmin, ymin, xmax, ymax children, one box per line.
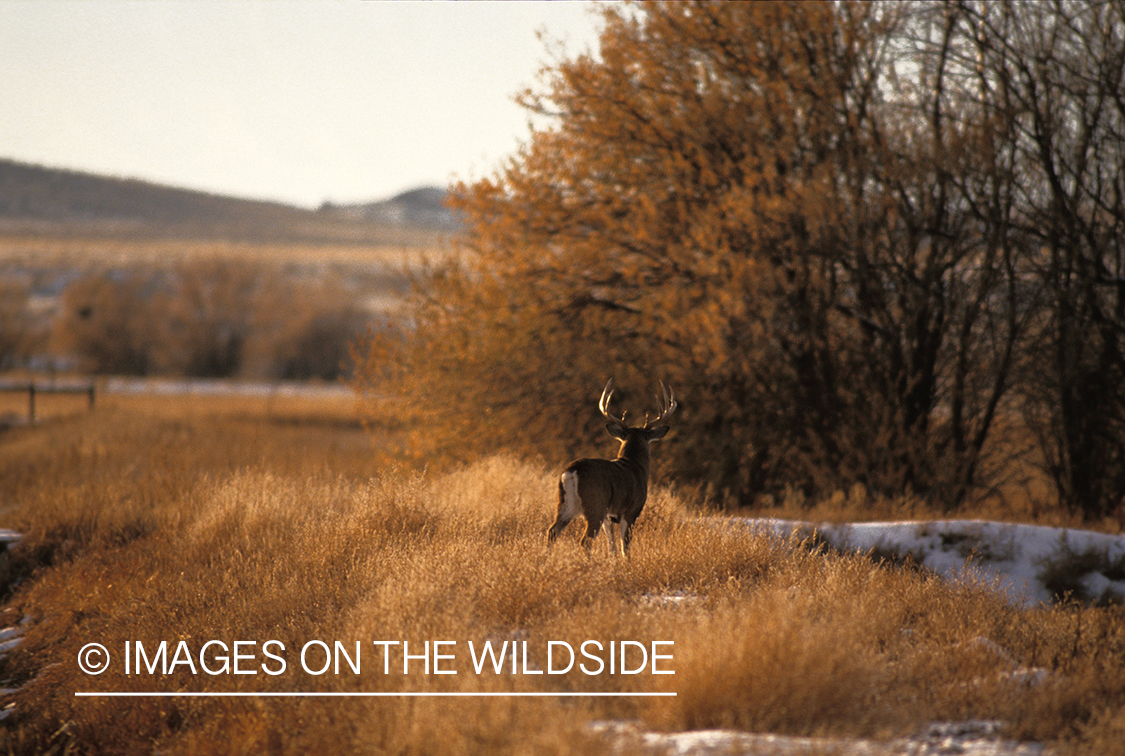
<box><xmin>75</xmin><ymin>691</ymin><xmax>676</xmax><ymax>698</ymax></box>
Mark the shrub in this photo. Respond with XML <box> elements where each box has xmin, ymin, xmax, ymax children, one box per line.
<box><xmin>0</xmin><ymin>278</ymin><xmax>41</xmax><ymax>369</ymax></box>
<box><xmin>52</xmin><ymin>269</ymin><xmax>163</xmax><ymax>375</ymax></box>
<box><xmin>52</xmin><ymin>261</ymin><xmax>374</xmax><ymax>380</ymax></box>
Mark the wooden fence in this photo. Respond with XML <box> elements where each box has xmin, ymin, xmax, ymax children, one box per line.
<box><xmin>0</xmin><ymin>381</ymin><xmax>96</xmax><ymax>424</ymax></box>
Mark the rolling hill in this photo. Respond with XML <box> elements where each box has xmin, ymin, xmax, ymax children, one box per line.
<box><xmin>325</xmin><ymin>186</ymin><xmax>460</xmax><ymax>231</ymax></box>
<box><xmin>0</xmin><ymin>158</ymin><xmax>456</xmax><ymax>244</ymax></box>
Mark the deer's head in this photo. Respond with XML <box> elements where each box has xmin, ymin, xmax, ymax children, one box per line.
<box><xmin>598</xmin><ymin>378</ymin><xmax>677</xmax><ymax>459</ymax></box>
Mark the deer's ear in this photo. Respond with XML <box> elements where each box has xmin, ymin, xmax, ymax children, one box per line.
<box><xmin>606</xmin><ymin>422</ymin><xmax>628</xmax><ymax>440</ymax></box>
<box><xmin>645</xmin><ymin>425</ymin><xmax>670</xmax><ymax>441</ymax></box>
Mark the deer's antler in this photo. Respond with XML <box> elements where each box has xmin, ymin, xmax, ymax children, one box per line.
<box><xmin>643</xmin><ymin>380</ymin><xmax>677</xmax><ymax>429</ymax></box>
<box><xmin>598</xmin><ymin>378</ymin><xmax>628</xmax><ymax>429</ymax></box>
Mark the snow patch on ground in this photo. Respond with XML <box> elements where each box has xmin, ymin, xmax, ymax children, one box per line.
<box><xmin>591</xmin><ymin>719</ymin><xmax>1048</xmax><ymax>755</ymax></box>
<box><xmin>104</xmin><ymin>377</ymin><xmax>353</xmax><ymax>399</ymax></box>
<box><xmin>736</xmin><ymin>518</ymin><xmax>1125</xmax><ymax>607</ymax></box>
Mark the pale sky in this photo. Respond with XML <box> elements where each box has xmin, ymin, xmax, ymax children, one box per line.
<box><xmin>0</xmin><ymin>1</ymin><xmax>606</xmax><ymax>208</ymax></box>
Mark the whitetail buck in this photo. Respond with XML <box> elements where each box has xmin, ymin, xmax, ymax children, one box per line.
<box><xmin>547</xmin><ymin>379</ymin><xmax>676</xmax><ymax>555</ymax></box>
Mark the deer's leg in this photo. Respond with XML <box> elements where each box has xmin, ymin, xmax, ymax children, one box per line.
<box><xmin>580</xmin><ymin>516</ymin><xmax>604</xmax><ymax>552</ymax></box>
<box><xmin>605</xmin><ymin>517</ymin><xmax>620</xmax><ymax>556</ymax></box>
<box><xmin>548</xmin><ymin>471</ymin><xmax>581</xmax><ymax>546</ymax></box>
<box><xmin>547</xmin><ymin>515</ymin><xmax>572</xmax><ymax>545</ymax></box>
<box><xmin>621</xmin><ymin>515</ymin><xmax>638</xmax><ymax>555</ymax></box>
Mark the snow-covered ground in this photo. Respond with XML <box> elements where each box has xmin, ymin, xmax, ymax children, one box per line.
<box><xmin>735</xmin><ymin>518</ymin><xmax>1125</xmax><ymax>607</ymax></box>
<box><xmin>104</xmin><ymin>376</ymin><xmax>353</xmax><ymax>399</ymax></box>
<box><xmin>592</xmin><ymin>719</ymin><xmax>1048</xmax><ymax>755</ymax></box>
<box><xmin>608</xmin><ymin>518</ymin><xmax>1121</xmax><ymax>754</ymax></box>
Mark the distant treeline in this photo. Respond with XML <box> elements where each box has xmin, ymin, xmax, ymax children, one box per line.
<box><xmin>2</xmin><ymin>260</ymin><xmax>385</xmax><ymax>382</ymax></box>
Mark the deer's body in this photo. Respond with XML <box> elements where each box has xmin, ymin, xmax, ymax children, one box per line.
<box><xmin>547</xmin><ymin>380</ymin><xmax>675</xmax><ymax>555</ymax></box>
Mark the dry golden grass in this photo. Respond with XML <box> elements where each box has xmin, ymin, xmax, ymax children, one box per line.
<box><xmin>0</xmin><ymin>380</ymin><xmax>363</xmax><ymax>424</ymax></box>
<box><xmin>0</xmin><ymin>388</ymin><xmax>91</xmax><ymax>426</ymax></box>
<box><xmin>1</xmin><ymin>400</ymin><xmax>1123</xmax><ymax>754</ymax></box>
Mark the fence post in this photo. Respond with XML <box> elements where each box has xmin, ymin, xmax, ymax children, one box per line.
<box><xmin>0</xmin><ymin>381</ymin><xmax>97</xmax><ymax>424</ymax></box>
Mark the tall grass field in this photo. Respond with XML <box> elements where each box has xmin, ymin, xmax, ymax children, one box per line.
<box><xmin>0</xmin><ymin>395</ymin><xmax>1123</xmax><ymax>754</ymax></box>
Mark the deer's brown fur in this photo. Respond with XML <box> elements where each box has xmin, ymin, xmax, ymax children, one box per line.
<box><xmin>547</xmin><ymin>380</ymin><xmax>675</xmax><ymax>555</ymax></box>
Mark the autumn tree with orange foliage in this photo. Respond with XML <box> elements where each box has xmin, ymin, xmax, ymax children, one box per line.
<box><xmin>358</xmin><ymin>1</ymin><xmax>1124</xmax><ymax>515</ymax></box>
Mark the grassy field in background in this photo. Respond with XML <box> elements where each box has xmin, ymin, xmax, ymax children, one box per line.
<box><xmin>0</xmin><ymin>232</ymin><xmax>449</xmax><ymax>270</ymax></box>
<box><xmin>0</xmin><ymin>394</ymin><xmax>1123</xmax><ymax>754</ymax></box>
<box><xmin>0</xmin><ymin>230</ymin><xmax>451</xmax><ymax>329</ymax></box>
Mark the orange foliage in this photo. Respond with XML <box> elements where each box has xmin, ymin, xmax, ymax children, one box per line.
<box><xmin>356</xmin><ymin>1</ymin><xmax>1125</xmax><ymax>517</ymax></box>
<box><xmin>358</xmin><ymin>2</ymin><xmax>904</xmax><ymax>502</ymax></box>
